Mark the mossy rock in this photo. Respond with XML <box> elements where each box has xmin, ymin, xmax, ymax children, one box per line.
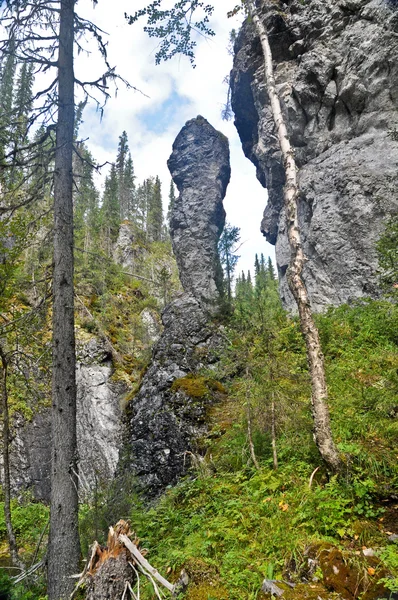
<box><xmin>171</xmin><ymin>375</ymin><xmax>226</xmax><ymax>401</ymax></box>
<box><xmin>316</xmin><ymin>545</ymin><xmax>389</xmax><ymax>600</ymax></box>
<box><xmin>186</xmin><ymin>582</ymin><xmax>229</xmax><ymax>599</ymax></box>
<box><xmin>275</xmin><ymin>582</ymin><xmax>340</xmax><ymax>600</ymax></box>
<box><xmin>172</xmin><ymin>375</ymin><xmax>210</xmax><ymax>399</ymax></box>
<box><xmin>182</xmin><ymin>558</ymin><xmax>228</xmax><ymax>600</ymax></box>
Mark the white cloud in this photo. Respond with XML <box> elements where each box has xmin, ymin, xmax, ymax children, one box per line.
<box><xmin>76</xmin><ymin>0</ymin><xmax>275</xmax><ymax>277</ymax></box>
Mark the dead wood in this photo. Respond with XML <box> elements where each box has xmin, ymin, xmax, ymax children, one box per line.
<box><xmin>72</xmin><ymin>520</ymin><xmax>181</xmax><ymax>600</ymax></box>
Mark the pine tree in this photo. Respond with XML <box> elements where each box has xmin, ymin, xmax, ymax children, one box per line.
<box><xmin>123</xmin><ymin>153</ymin><xmax>136</xmax><ymax>220</ymax></box>
<box><xmin>101</xmin><ymin>163</ymin><xmax>120</xmax><ymax>253</ymax></box>
<box><xmin>116</xmin><ymin>131</ymin><xmax>129</xmax><ymax>220</ymax></box>
<box><xmin>147</xmin><ymin>175</ymin><xmax>163</xmax><ymax>242</ymax></box>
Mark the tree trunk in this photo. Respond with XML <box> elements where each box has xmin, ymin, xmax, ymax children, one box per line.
<box><xmin>246</xmin><ymin>368</ymin><xmax>260</xmax><ymax>470</ymax></box>
<box><xmin>247</xmin><ymin>0</ymin><xmax>341</xmax><ymax>473</ymax></box>
<box><xmin>271</xmin><ymin>393</ymin><xmax>278</xmax><ymax>471</ymax></box>
<box><xmin>48</xmin><ymin>1</ymin><xmax>80</xmax><ymax>598</ymax></box>
<box><xmin>0</xmin><ymin>346</ymin><xmax>24</xmax><ymax>570</ymax></box>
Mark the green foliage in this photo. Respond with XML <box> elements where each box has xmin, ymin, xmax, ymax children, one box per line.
<box><xmin>378</xmin><ymin>541</ymin><xmax>398</xmax><ymax>594</ymax></box>
<box><xmin>0</xmin><ymin>498</ymin><xmax>49</xmax><ymax>547</ymax></box>
<box><xmin>376</xmin><ymin>215</ymin><xmax>398</xmax><ymax>297</ymax></box>
<box><xmin>79</xmin><ymin>472</ymin><xmax>139</xmax><ymax>556</ymax></box>
<box><xmin>126</xmin><ymin>1</ymin><xmax>215</xmax><ymax>66</ymax></box>
<box><xmin>124</xmin><ymin>295</ymin><xmax>398</xmax><ymax>599</ymax></box>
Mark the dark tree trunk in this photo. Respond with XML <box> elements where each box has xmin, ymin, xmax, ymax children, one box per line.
<box><xmin>0</xmin><ymin>346</ymin><xmax>23</xmax><ymax>570</ymax></box>
<box><xmin>48</xmin><ymin>1</ymin><xmax>80</xmax><ymax>598</ymax></box>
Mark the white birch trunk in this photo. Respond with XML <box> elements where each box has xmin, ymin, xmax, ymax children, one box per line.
<box><xmin>247</xmin><ymin>0</ymin><xmax>341</xmax><ymax>472</ymax></box>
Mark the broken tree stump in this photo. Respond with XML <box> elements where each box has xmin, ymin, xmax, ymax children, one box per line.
<box><xmin>73</xmin><ymin>520</ymin><xmax>137</xmax><ymax>599</ymax></box>
<box><xmin>72</xmin><ymin>520</ymin><xmax>184</xmax><ymax>599</ymax></box>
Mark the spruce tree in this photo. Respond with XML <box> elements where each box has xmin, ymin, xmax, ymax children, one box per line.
<box><xmin>136</xmin><ymin>178</ymin><xmax>152</xmax><ymax>235</ymax></box>
<box><xmin>123</xmin><ymin>152</ymin><xmax>136</xmax><ymax>220</ymax></box>
<box><xmin>147</xmin><ymin>175</ymin><xmax>163</xmax><ymax>242</ymax></box>
<box><xmin>218</xmin><ymin>223</ymin><xmax>241</xmax><ymax>306</ymax></box>
<box><xmin>101</xmin><ymin>163</ymin><xmax>120</xmax><ymax>253</ymax></box>
<box><xmin>73</xmin><ymin>144</ymin><xmax>100</xmax><ymax>257</ymax></box>
<box><xmin>167</xmin><ymin>180</ymin><xmax>176</xmax><ymax>226</ymax></box>
<box><xmin>267</xmin><ymin>256</ymin><xmax>276</xmax><ymax>281</ymax></box>
<box><xmin>0</xmin><ymin>38</ymin><xmax>16</xmax><ymax>175</ymax></box>
<box><xmin>13</xmin><ymin>62</ymin><xmax>34</xmax><ymax>147</ymax></box>
<box><xmin>116</xmin><ymin>131</ymin><xmax>129</xmax><ymax>220</ymax></box>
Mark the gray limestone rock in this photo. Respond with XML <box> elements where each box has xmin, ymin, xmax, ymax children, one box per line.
<box><xmin>6</xmin><ymin>337</ymin><xmax>126</xmax><ymax>501</ymax></box>
<box><xmin>231</xmin><ymin>0</ymin><xmax>398</xmax><ymax>311</ymax></box>
<box><xmin>140</xmin><ymin>308</ymin><xmax>162</xmax><ymax>344</ymax></box>
<box><xmin>113</xmin><ymin>222</ymin><xmax>142</xmax><ymax>271</ymax></box>
<box><xmin>167</xmin><ymin>116</ymin><xmax>230</xmax><ymax>314</ymax></box>
<box><xmin>125</xmin><ymin>117</ymin><xmax>230</xmax><ymax>496</ymax></box>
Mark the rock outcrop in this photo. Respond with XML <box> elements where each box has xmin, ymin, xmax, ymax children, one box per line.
<box><xmin>231</xmin><ymin>0</ymin><xmax>398</xmax><ymax>311</ymax></box>
<box><xmin>75</xmin><ymin>338</ymin><xmax>126</xmax><ymax>496</ymax></box>
<box><xmin>125</xmin><ymin>116</ymin><xmax>230</xmax><ymax>496</ymax></box>
<box><xmin>168</xmin><ymin>116</ymin><xmax>229</xmax><ymax>314</ymax></box>
<box><xmin>8</xmin><ymin>337</ymin><xmax>126</xmax><ymax>501</ymax></box>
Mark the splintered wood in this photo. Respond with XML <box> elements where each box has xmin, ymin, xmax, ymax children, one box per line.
<box><xmin>72</xmin><ymin>520</ymin><xmax>184</xmax><ymax>600</ymax></box>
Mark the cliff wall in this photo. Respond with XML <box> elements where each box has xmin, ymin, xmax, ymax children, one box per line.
<box><xmin>231</xmin><ymin>0</ymin><xmax>398</xmax><ymax>311</ymax></box>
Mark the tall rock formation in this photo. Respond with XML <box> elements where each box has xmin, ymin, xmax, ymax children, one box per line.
<box><xmin>231</xmin><ymin>0</ymin><xmax>398</xmax><ymax>311</ymax></box>
<box><xmin>125</xmin><ymin>116</ymin><xmax>230</xmax><ymax>496</ymax></box>
<box><xmin>168</xmin><ymin>116</ymin><xmax>229</xmax><ymax>313</ymax></box>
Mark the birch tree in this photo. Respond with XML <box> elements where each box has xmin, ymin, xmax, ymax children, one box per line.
<box><xmin>245</xmin><ymin>0</ymin><xmax>341</xmax><ymax>472</ymax></box>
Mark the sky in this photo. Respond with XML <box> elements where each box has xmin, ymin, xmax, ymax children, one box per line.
<box><xmin>75</xmin><ymin>0</ymin><xmax>275</xmax><ymax>277</ymax></box>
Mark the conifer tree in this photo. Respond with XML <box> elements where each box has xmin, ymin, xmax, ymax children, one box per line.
<box><xmin>123</xmin><ymin>152</ymin><xmax>136</xmax><ymax>220</ymax></box>
<box><xmin>267</xmin><ymin>256</ymin><xmax>276</xmax><ymax>281</ymax></box>
<box><xmin>116</xmin><ymin>131</ymin><xmax>130</xmax><ymax>220</ymax></box>
<box><xmin>0</xmin><ymin>37</ymin><xmax>16</xmax><ymax>176</ymax></box>
<box><xmin>218</xmin><ymin>223</ymin><xmax>241</xmax><ymax>306</ymax></box>
<box><xmin>101</xmin><ymin>163</ymin><xmax>120</xmax><ymax>253</ymax></box>
<box><xmin>13</xmin><ymin>62</ymin><xmax>34</xmax><ymax>147</ymax></box>
<box><xmin>167</xmin><ymin>180</ymin><xmax>176</xmax><ymax>226</ymax></box>
<box><xmin>136</xmin><ymin>178</ymin><xmax>151</xmax><ymax>234</ymax></box>
<box><xmin>74</xmin><ymin>144</ymin><xmax>100</xmax><ymax>258</ymax></box>
<box><xmin>147</xmin><ymin>175</ymin><xmax>163</xmax><ymax>242</ymax></box>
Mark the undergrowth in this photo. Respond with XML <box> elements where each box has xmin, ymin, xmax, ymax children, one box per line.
<box><xmin>123</xmin><ymin>297</ymin><xmax>398</xmax><ymax>599</ymax></box>
<box><xmin>0</xmin><ymin>285</ymin><xmax>397</xmax><ymax>599</ymax></box>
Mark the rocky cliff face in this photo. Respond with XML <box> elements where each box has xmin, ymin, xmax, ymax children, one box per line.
<box><xmin>8</xmin><ymin>337</ymin><xmax>126</xmax><ymax>501</ymax></box>
<box><xmin>231</xmin><ymin>0</ymin><xmax>398</xmax><ymax>311</ymax></box>
<box><xmin>125</xmin><ymin>116</ymin><xmax>230</xmax><ymax>497</ymax></box>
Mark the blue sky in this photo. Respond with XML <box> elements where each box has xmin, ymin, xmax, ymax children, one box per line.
<box><xmin>76</xmin><ymin>0</ymin><xmax>275</xmax><ymax>278</ymax></box>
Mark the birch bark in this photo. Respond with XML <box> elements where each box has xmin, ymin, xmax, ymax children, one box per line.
<box><xmin>247</xmin><ymin>0</ymin><xmax>341</xmax><ymax>472</ymax></box>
